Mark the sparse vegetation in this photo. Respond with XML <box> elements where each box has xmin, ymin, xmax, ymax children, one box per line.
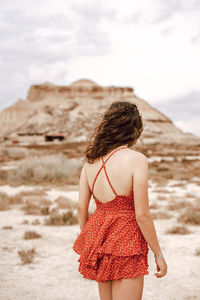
<box><xmin>22</xmin><ymin>203</ymin><xmax>41</xmax><ymax>215</ymax></box>
<box><xmin>170</xmin><ymin>182</ymin><xmax>184</xmax><ymax>187</ymax></box>
<box><xmin>0</xmin><ymin>191</ymin><xmax>33</xmax><ymax>210</ymax></box>
<box><xmin>166</xmin><ymin>225</ymin><xmax>192</xmax><ymax>234</ymax></box>
<box><xmin>21</xmin><ymin>198</ymin><xmax>51</xmax><ymax>215</ymax></box>
<box><xmin>18</xmin><ymin>248</ymin><xmax>36</xmax><ymax>264</ymax></box>
<box><xmin>40</xmin><ymin>206</ymin><xmax>50</xmax><ymax>215</ymax></box>
<box><xmin>32</xmin><ymin>219</ymin><xmax>41</xmax><ymax>225</ymax></box>
<box><xmin>149</xmin><ymin>202</ymin><xmax>159</xmax><ymax>209</ymax></box>
<box><xmin>22</xmin><ymin>220</ymin><xmax>29</xmax><ymax>225</ymax></box>
<box><xmin>149</xmin><ymin>151</ymin><xmax>200</xmax><ymax>183</ymax></box>
<box><xmin>185</xmin><ymin>192</ymin><xmax>195</xmax><ymax>198</ymax></box>
<box><xmin>157</xmin><ymin>195</ymin><xmax>167</xmax><ymax>201</ymax></box>
<box><xmin>167</xmin><ymin>201</ymin><xmax>193</xmax><ymax>211</ymax></box>
<box><xmin>45</xmin><ymin>210</ymin><xmax>78</xmax><ymax>226</ymax></box>
<box><xmin>153</xmin><ymin>188</ymin><xmax>169</xmax><ymax>193</ymax></box>
<box><xmin>0</xmin><ymin>192</ymin><xmax>23</xmax><ymax>210</ymax></box>
<box><xmin>2</xmin><ymin>225</ymin><xmax>13</xmax><ymax>230</ymax></box>
<box><xmin>40</xmin><ymin>198</ymin><xmax>52</xmax><ymax>206</ymax></box>
<box><xmin>157</xmin><ymin>167</ymin><xmax>170</xmax><ymax>172</ymax></box>
<box><xmin>0</xmin><ymin>146</ymin><xmax>29</xmax><ymax>160</ymax></box>
<box><xmin>178</xmin><ymin>211</ymin><xmax>200</xmax><ymax>225</ymax></box>
<box><xmin>151</xmin><ymin>211</ymin><xmax>172</xmax><ymax>220</ymax></box>
<box><xmin>14</xmin><ymin>190</ymin><xmax>47</xmax><ymax>204</ymax></box>
<box><xmin>195</xmin><ymin>247</ymin><xmax>200</xmax><ymax>256</ymax></box>
<box><xmin>0</xmin><ymin>193</ymin><xmax>10</xmax><ymax>210</ymax></box>
<box><xmin>8</xmin><ymin>153</ymin><xmax>83</xmax><ymax>185</ymax></box>
<box><xmin>23</xmin><ymin>231</ymin><xmax>42</xmax><ymax>239</ymax></box>
<box><xmin>55</xmin><ymin>196</ymin><xmax>77</xmax><ymax>209</ymax></box>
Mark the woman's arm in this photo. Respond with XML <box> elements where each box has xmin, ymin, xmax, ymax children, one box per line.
<box><xmin>77</xmin><ymin>164</ymin><xmax>92</xmax><ymax>231</ymax></box>
<box><xmin>132</xmin><ymin>153</ymin><xmax>162</xmax><ymax>257</ymax></box>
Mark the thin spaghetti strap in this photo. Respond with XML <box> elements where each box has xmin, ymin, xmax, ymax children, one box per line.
<box><xmin>91</xmin><ymin>166</ymin><xmax>102</xmax><ymax>195</ymax></box>
<box><xmin>102</xmin><ymin>156</ymin><xmax>117</xmax><ymax>196</ymax></box>
<box><xmin>104</xmin><ymin>146</ymin><xmax>128</xmax><ymax>164</ymax></box>
<box><xmin>91</xmin><ymin>145</ymin><xmax>128</xmax><ymax>197</ymax></box>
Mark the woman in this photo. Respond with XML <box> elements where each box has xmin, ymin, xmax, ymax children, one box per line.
<box><xmin>73</xmin><ymin>100</ymin><xmax>168</xmax><ymax>300</ymax></box>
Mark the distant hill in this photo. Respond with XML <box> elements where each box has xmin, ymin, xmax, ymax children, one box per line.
<box><xmin>0</xmin><ymin>79</ymin><xmax>199</xmax><ymax>145</ymax></box>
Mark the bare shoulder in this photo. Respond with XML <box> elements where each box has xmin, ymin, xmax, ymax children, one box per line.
<box><xmin>82</xmin><ymin>161</ymin><xmax>89</xmax><ymax>172</ymax></box>
<box><xmin>84</xmin><ymin>161</ymin><xmax>94</xmax><ymax>171</ymax></box>
<box><xmin>128</xmin><ymin>148</ymin><xmax>148</xmax><ymax>163</ymax></box>
<box><xmin>83</xmin><ymin>160</ymin><xmax>96</xmax><ymax>174</ymax></box>
<box><xmin>127</xmin><ymin>150</ymin><xmax>149</xmax><ymax>177</ymax></box>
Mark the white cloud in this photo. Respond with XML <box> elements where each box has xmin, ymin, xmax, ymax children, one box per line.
<box><xmin>152</xmin><ymin>90</ymin><xmax>200</xmax><ymax>136</ymax></box>
<box><xmin>0</xmin><ymin>2</ymin><xmax>112</xmax><ymax>109</ymax></box>
<box><xmin>0</xmin><ymin>0</ymin><xmax>199</xmax><ymax>138</ymax></box>
<box><xmin>175</xmin><ymin>120</ymin><xmax>200</xmax><ymax>137</ymax></box>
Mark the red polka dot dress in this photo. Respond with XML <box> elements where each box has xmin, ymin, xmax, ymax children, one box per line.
<box><xmin>73</xmin><ymin>146</ymin><xmax>149</xmax><ymax>283</ymax></box>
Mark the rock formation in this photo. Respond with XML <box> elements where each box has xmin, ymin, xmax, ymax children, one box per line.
<box><xmin>0</xmin><ymin>79</ymin><xmax>199</xmax><ymax>145</ymax></box>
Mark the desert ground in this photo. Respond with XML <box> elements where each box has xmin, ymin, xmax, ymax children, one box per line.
<box><xmin>0</xmin><ymin>143</ymin><xmax>200</xmax><ymax>300</ymax></box>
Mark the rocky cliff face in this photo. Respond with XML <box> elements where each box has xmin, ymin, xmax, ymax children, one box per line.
<box><xmin>27</xmin><ymin>79</ymin><xmax>133</xmax><ymax>102</ymax></box>
<box><xmin>0</xmin><ymin>79</ymin><xmax>199</xmax><ymax>145</ymax></box>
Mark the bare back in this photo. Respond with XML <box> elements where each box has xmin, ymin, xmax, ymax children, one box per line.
<box><xmin>84</xmin><ymin>146</ymin><xmax>140</xmax><ymax>204</ymax></box>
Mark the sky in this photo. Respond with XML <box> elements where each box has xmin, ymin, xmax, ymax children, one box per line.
<box><xmin>0</xmin><ymin>0</ymin><xmax>200</xmax><ymax>136</ymax></box>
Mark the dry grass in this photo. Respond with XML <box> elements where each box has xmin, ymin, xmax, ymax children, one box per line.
<box><xmin>185</xmin><ymin>192</ymin><xmax>195</xmax><ymax>198</ymax></box>
<box><xmin>195</xmin><ymin>247</ymin><xmax>200</xmax><ymax>256</ymax></box>
<box><xmin>55</xmin><ymin>196</ymin><xmax>77</xmax><ymax>209</ymax></box>
<box><xmin>149</xmin><ymin>156</ymin><xmax>200</xmax><ymax>183</ymax></box>
<box><xmin>0</xmin><ymin>192</ymin><xmax>23</xmax><ymax>210</ymax></box>
<box><xmin>2</xmin><ymin>225</ymin><xmax>13</xmax><ymax>230</ymax></box>
<box><xmin>178</xmin><ymin>211</ymin><xmax>200</xmax><ymax>225</ymax></box>
<box><xmin>0</xmin><ymin>191</ymin><xmax>49</xmax><ymax>210</ymax></box>
<box><xmin>21</xmin><ymin>220</ymin><xmax>29</xmax><ymax>225</ymax></box>
<box><xmin>149</xmin><ymin>202</ymin><xmax>159</xmax><ymax>209</ymax></box>
<box><xmin>151</xmin><ymin>211</ymin><xmax>172</xmax><ymax>220</ymax></box>
<box><xmin>14</xmin><ymin>190</ymin><xmax>47</xmax><ymax>203</ymax></box>
<box><xmin>0</xmin><ymin>146</ymin><xmax>29</xmax><ymax>160</ymax></box>
<box><xmin>170</xmin><ymin>182</ymin><xmax>184</xmax><ymax>187</ymax></box>
<box><xmin>22</xmin><ymin>203</ymin><xmax>41</xmax><ymax>215</ymax></box>
<box><xmin>167</xmin><ymin>201</ymin><xmax>193</xmax><ymax>211</ymax></box>
<box><xmin>7</xmin><ymin>194</ymin><xmax>24</xmax><ymax>205</ymax></box>
<box><xmin>157</xmin><ymin>195</ymin><xmax>167</xmax><ymax>201</ymax></box>
<box><xmin>40</xmin><ymin>198</ymin><xmax>52</xmax><ymax>206</ymax></box>
<box><xmin>0</xmin><ymin>193</ymin><xmax>10</xmax><ymax>210</ymax></box>
<box><xmin>40</xmin><ymin>206</ymin><xmax>50</xmax><ymax>215</ymax></box>
<box><xmin>157</xmin><ymin>167</ymin><xmax>170</xmax><ymax>172</ymax></box>
<box><xmin>45</xmin><ymin>210</ymin><xmax>78</xmax><ymax>226</ymax></box>
<box><xmin>153</xmin><ymin>188</ymin><xmax>169</xmax><ymax>193</ymax></box>
<box><xmin>32</xmin><ymin>219</ymin><xmax>41</xmax><ymax>225</ymax></box>
<box><xmin>21</xmin><ymin>197</ymin><xmax>50</xmax><ymax>215</ymax></box>
<box><xmin>23</xmin><ymin>231</ymin><xmax>42</xmax><ymax>239</ymax></box>
<box><xmin>0</xmin><ymin>191</ymin><xmax>44</xmax><ymax>210</ymax></box>
<box><xmin>18</xmin><ymin>248</ymin><xmax>36</xmax><ymax>264</ymax></box>
<box><xmin>165</xmin><ymin>225</ymin><xmax>192</xmax><ymax>234</ymax></box>
<box><xmin>8</xmin><ymin>153</ymin><xmax>83</xmax><ymax>185</ymax></box>
<box><xmin>0</xmin><ymin>169</ymin><xmax>8</xmax><ymax>182</ymax></box>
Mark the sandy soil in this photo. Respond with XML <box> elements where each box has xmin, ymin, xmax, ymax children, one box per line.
<box><xmin>0</xmin><ymin>180</ymin><xmax>200</xmax><ymax>300</ymax></box>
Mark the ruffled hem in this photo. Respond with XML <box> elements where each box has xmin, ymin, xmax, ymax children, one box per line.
<box><xmin>73</xmin><ymin>212</ymin><xmax>149</xmax><ymax>266</ymax></box>
<box><xmin>73</xmin><ymin>208</ymin><xmax>150</xmax><ymax>282</ymax></box>
<box><xmin>77</xmin><ymin>252</ymin><xmax>149</xmax><ymax>283</ymax></box>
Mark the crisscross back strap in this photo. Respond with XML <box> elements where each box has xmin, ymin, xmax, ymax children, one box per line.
<box><xmin>91</xmin><ymin>146</ymin><xmax>128</xmax><ymax>197</ymax></box>
<box><xmin>102</xmin><ymin>156</ymin><xmax>117</xmax><ymax>196</ymax></box>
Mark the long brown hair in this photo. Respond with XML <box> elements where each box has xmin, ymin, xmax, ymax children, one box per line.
<box><xmin>85</xmin><ymin>100</ymin><xmax>143</xmax><ymax>163</ymax></box>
